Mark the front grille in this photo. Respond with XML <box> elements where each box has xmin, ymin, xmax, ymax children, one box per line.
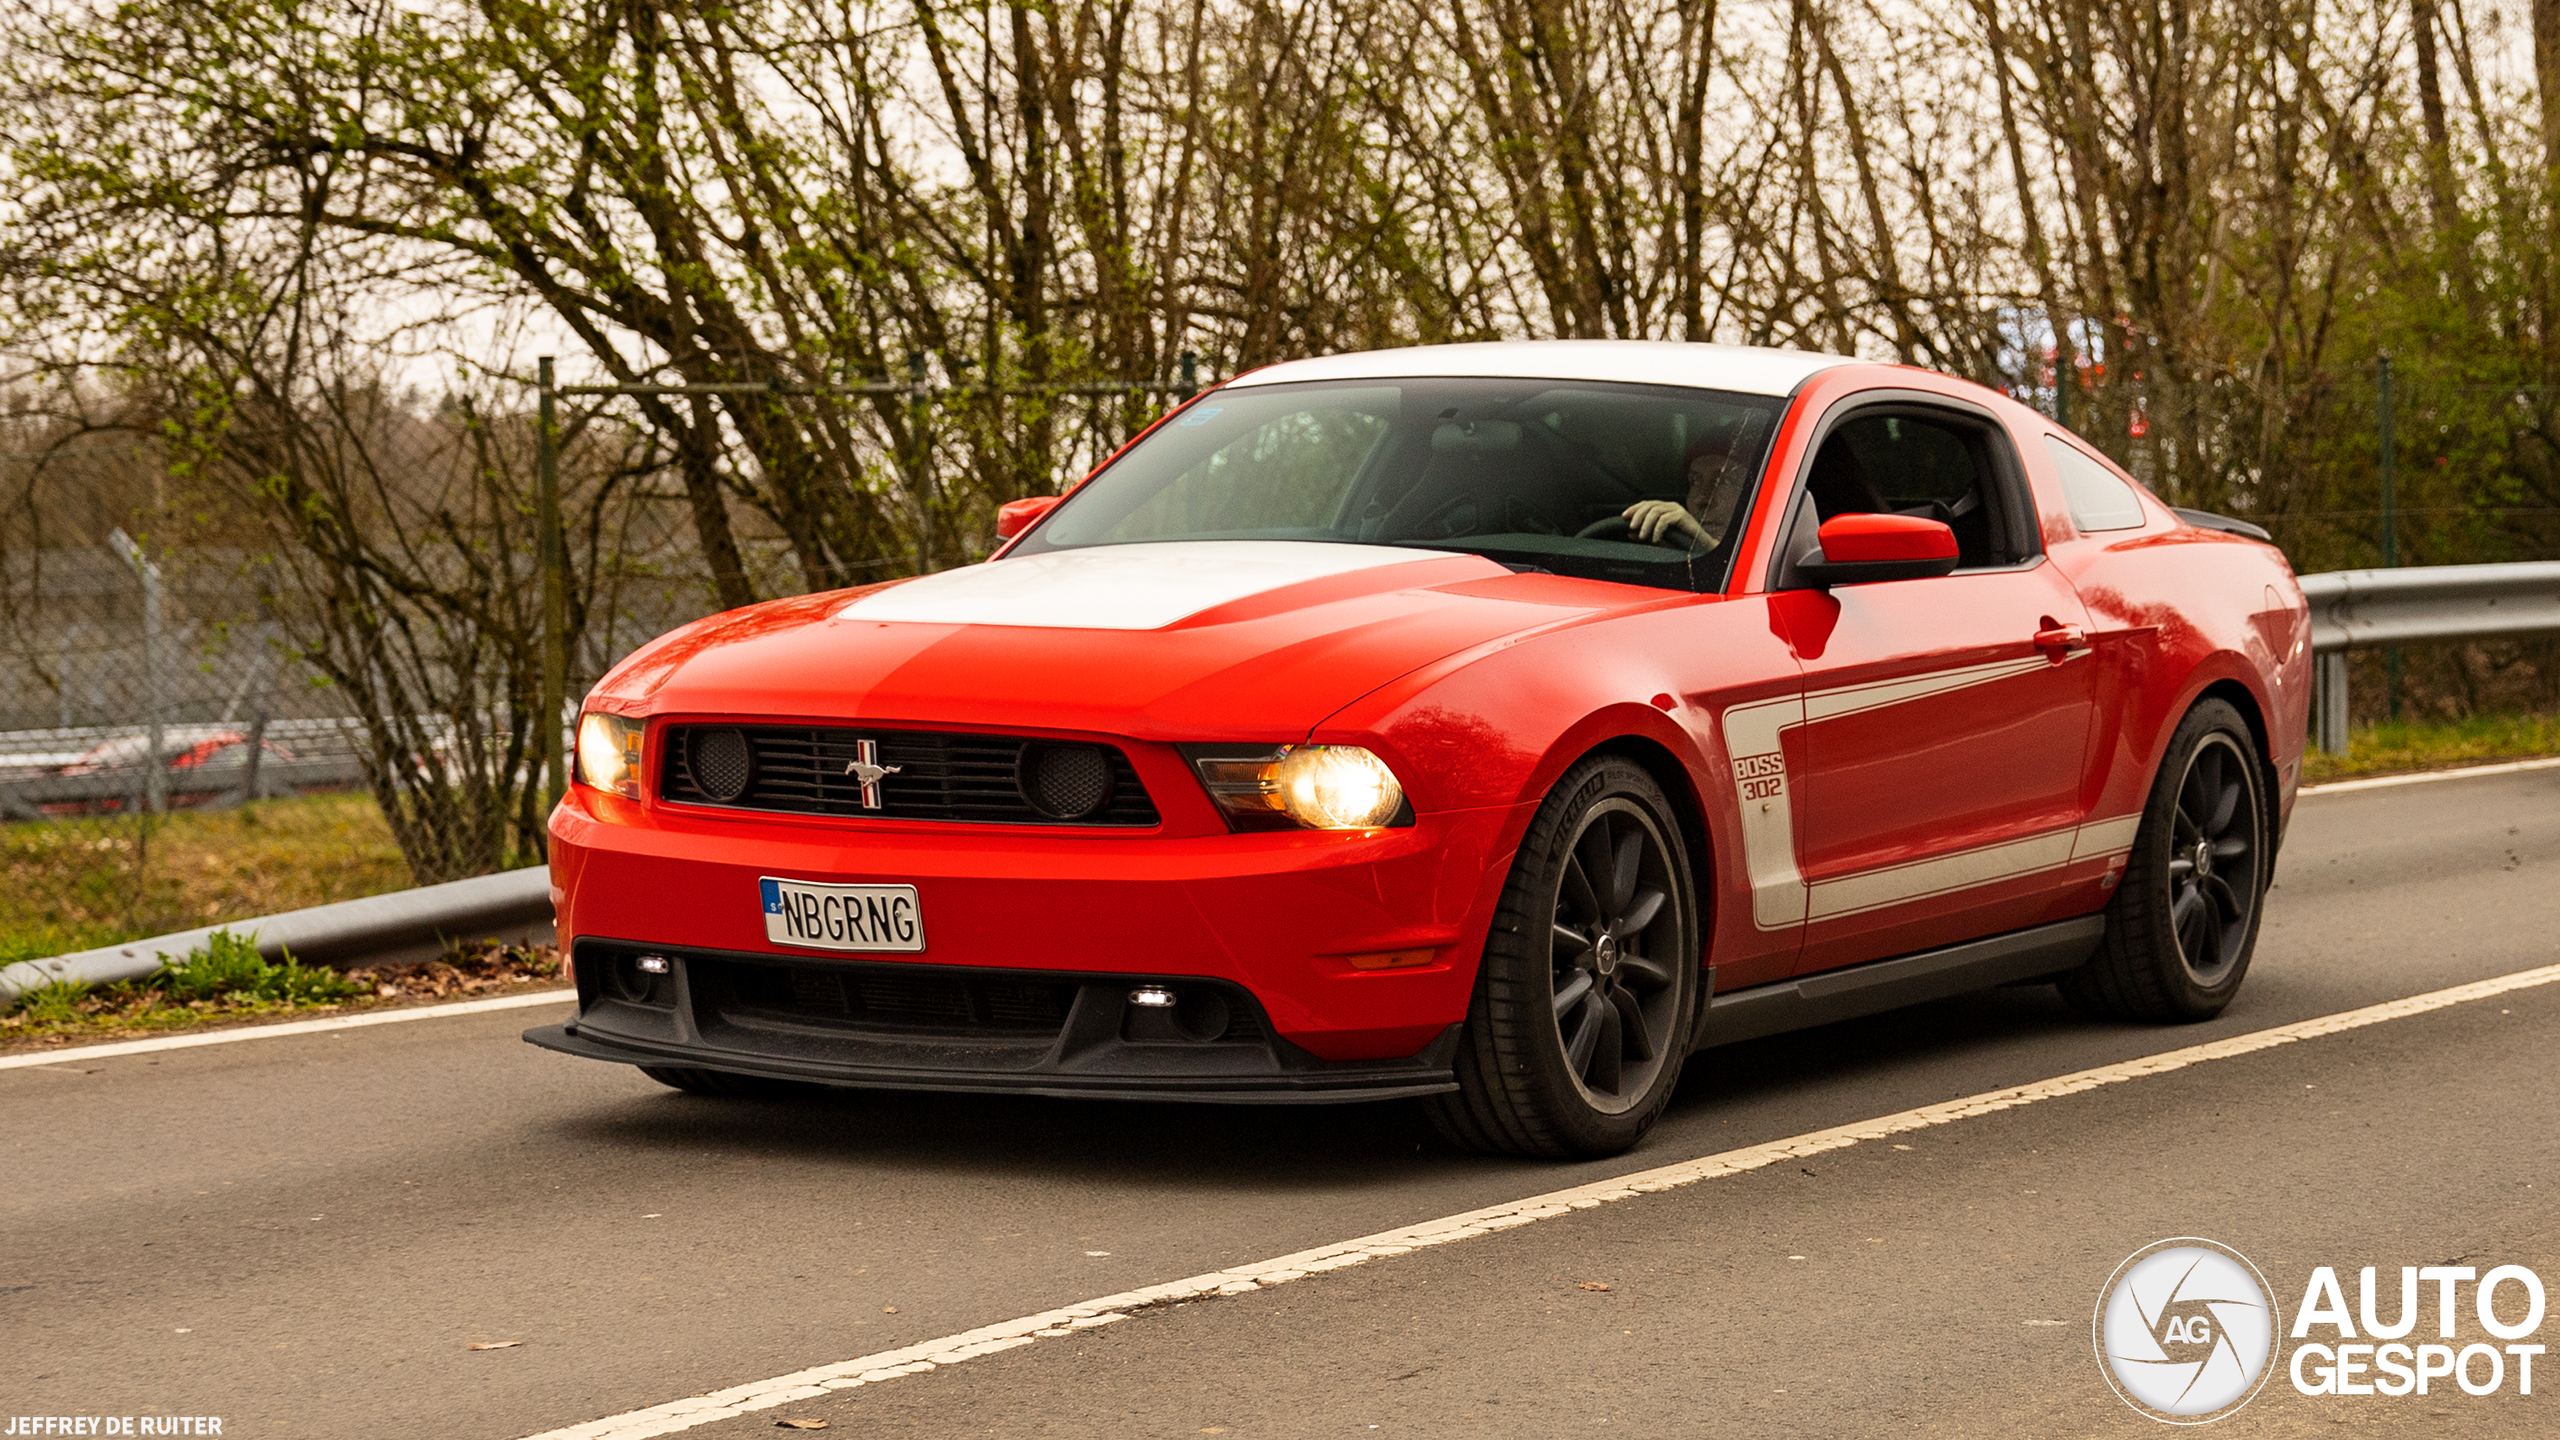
<box><xmin>713</xmin><ymin>957</ymin><xmax>1079</xmax><ymax>1037</ymax></box>
<box><xmin>660</xmin><ymin>725</ymin><xmax>1159</xmax><ymax>826</ymax></box>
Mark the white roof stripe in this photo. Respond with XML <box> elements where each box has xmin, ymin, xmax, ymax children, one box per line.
<box><xmin>1225</xmin><ymin>340</ymin><xmax>1859</xmax><ymax>399</ymax></box>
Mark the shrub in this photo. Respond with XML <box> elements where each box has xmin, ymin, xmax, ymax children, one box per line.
<box><xmin>12</xmin><ymin>979</ymin><xmax>90</xmax><ymax>1022</ymax></box>
<box><xmin>146</xmin><ymin>929</ymin><xmax>363</xmax><ymax>1006</ymax></box>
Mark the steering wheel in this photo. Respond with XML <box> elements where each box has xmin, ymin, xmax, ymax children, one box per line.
<box><xmin>1574</xmin><ymin>515</ymin><xmax>1634</xmax><ymax>541</ymax></box>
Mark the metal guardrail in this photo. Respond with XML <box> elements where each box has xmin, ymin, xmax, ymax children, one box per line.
<box><xmin>0</xmin><ymin>865</ymin><xmax>554</xmax><ymax>1004</ymax></box>
<box><xmin>2302</xmin><ymin>561</ymin><xmax>2560</xmax><ymax>754</ymax></box>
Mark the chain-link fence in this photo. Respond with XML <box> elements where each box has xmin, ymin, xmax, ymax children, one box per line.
<box><xmin>1</xmin><ymin>366</ymin><xmax>1210</xmax><ymax>863</ymax></box>
<box><xmin>0</xmin><ymin>527</ymin><xmax>749</xmax><ymax>821</ymax></box>
<box><xmin>0</xmin><ymin>393</ymin><xmax>753</xmax><ymax>858</ymax></box>
<box><xmin>0</xmin><ymin>539</ymin><xmax>365</xmax><ymax>818</ymax></box>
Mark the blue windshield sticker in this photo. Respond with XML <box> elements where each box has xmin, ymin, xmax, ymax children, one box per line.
<box><xmin>1177</xmin><ymin>407</ymin><xmax>1223</xmax><ymax>427</ymax></box>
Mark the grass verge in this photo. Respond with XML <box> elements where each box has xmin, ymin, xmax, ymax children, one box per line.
<box><xmin>0</xmin><ymin>792</ymin><xmax>412</xmax><ymax>967</ymax></box>
<box><xmin>2300</xmin><ymin>710</ymin><xmax>2560</xmax><ymax>784</ymax></box>
<box><xmin>1</xmin><ymin>935</ymin><xmax>562</xmax><ymax>1052</ymax></box>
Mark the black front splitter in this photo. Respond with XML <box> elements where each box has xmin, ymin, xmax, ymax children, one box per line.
<box><xmin>525</xmin><ymin>1022</ymin><xmax>1461</xmax><ymax>1106</ymax></box>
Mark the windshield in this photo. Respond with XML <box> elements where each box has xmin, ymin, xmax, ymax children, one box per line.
<box><xmin>1012</xmin><ymin>378</ymin><xmax>1784</xmax><ymax>592</ymax></box>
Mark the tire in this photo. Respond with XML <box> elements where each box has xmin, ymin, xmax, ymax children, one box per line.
<box><xmin>2060</xmin><ymin>698</ymin><xmax>2271</xmax><ymax>1022</ymax></box>
<box><xmin>1425</xmin><ymin>755</ymin><xmax>1700</xmax><ymax>1159</ymax></box>
<box><xmin>637</xmin><ymin>1065</ymin><xmax>801</xmax><ymax>1098</ymax></box>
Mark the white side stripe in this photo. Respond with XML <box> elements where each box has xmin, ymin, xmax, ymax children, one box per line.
<box><xmin>1801</xmin><ymin>813</ymin><xmax>2138</xmax><ymax>922</ymax></box>
<box><xmin>1803</xmin><ymin>656</ymin><xmax>2052</xmax><ymax>723</ymax></box>
<box><xmin>1807</xmin><ymin>830</ymin><xmax>2078</xmax><ymax>921</ymax></box>
<box><xmin>1719</xmin><ymin>693</ymin><xmax>1812</xmax><ymax>929</ymax></box>
<box><xmin>2069</xmin><ymin>813</ymin><xmax>2143</xmax><ymax>860</ymax></box>
<box><xmin>1721</xmin><ymin>655</ymin><xmax>2110</xmax><ymax>931</ymax></box>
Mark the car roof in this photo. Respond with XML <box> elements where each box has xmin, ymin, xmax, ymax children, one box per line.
<box><xmin>1223</xmin><ymin>340</ymin><xmax>1860</xmax><ymax>399</ymax></box>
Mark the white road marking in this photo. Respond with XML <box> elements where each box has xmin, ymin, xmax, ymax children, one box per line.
<box><xmin>518</xmin><ymin>960</ymin><xmax>2560</xmax><ymax>1440</ymax></box>
<box><xmin>2300</xmin><ymin>755</ymin><xmax>2560</xmax><ymax>795</ymax></box>
<box><xmin>0</xmin><ymin>988</ymin><xmax>573</xmax><ymax>1072</ymax></box>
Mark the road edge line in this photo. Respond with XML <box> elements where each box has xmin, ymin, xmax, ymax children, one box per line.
<box><xmin>2300</xmin><ymin>754</ymin><xmax>2560</xmax><ymax>795</ymax></box>
<box><xmin>517</xmin><ymin>959</ymin><xmax>2560</xmax><ymax>1440</ymax></box>
<box><xmin>0</xmin><ymin>988</ymin><xmax>574</xmax><ymax>1071</ymax></box>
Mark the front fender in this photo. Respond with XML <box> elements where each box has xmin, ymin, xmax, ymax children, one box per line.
<box><xmin>1312</xmin><ymin>593</ymin><xmax>1807</xmax><ymax>990</ymax></box>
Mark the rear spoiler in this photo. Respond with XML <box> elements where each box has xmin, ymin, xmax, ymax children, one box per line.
<box><xmin>2172</xmin><ymin>507</ymin><xmax>2274</xmax><ymax>544</ymax></box>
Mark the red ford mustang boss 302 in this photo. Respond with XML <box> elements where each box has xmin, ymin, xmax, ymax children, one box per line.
<box><xmin>528</xmin><ymin>342</ymin><xmax>2310</xmax><ymax>1158</ymax></box>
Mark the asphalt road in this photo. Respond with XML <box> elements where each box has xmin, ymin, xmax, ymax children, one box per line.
<box><xmin>4</xmin><ymin>765</ymin><xmax>2554</xmax><ymax>1438</ymax></box>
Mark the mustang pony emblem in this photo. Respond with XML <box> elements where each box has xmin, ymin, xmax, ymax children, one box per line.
<box><xmin>844</xmin><ymin>738</ymin><xmax>901</xmax><ymax>809</ymax></box>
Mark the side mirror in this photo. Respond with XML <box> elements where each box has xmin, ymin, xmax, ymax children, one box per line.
<box><xmin>1794</xmin><ymin>513</ymin><xmax>1961</xmax><ymax>589</ymax></box>
<box><xmin>995</xmin><ymin>494</ymin><xmax>1063</xmax><ymax>541</ymax></box>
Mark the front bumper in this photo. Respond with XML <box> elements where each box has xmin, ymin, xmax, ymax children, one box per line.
<box><xmin>528</xmin><ymin>939</ymin><xmax>1461</xmax><ymax>1103</ymax></box>
<box><xmin>548</xmin><ymin>782</ymin><xmax>1528</xmax><ymax>1062</ymax></box>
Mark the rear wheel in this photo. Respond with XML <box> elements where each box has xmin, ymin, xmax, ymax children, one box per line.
<box><xmin>2060</xmin><ymin>699</ymin><xmax>2270</xmax><ymax>1022</ymax></box>
<box><xmin>637</xmin><ymin>1065</ymin><xmax>802</xmax><ymax>1098</ymax></box>
<box><xmin>1426</xmin><ymin>756</ymin><xmax>1699</xmax><ymax>1158</ymax></box>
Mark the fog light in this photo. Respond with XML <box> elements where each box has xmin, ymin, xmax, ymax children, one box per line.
<box><xmin>1129</xmin><ymin>986</ymin><xmax>1177</xmax><ymax>1008</ymax></box>
<box><xmin>635</xmin><ymin>954</ymin><xmax>672</xmax><ymax>975</ymax></box>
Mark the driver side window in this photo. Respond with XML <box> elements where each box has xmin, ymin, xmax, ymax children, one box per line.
<box><xmin>1792</xmin><ymin>410</ymin><xmax>2033</xmax><ymax>570</ymax></box>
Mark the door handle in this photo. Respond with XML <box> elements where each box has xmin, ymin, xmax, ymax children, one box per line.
<box><xmin>2033</xmin><ymin>621</ymin><xmax>2088</xmax><ymax>658</ymax></box>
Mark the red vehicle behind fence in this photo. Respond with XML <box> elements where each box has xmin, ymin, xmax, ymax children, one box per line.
<box><xmin>39</xmin><ymin>729</ymin><xmax>298</xmax><ymax>815</ymax></box>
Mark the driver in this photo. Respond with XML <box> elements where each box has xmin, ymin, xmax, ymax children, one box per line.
<box><xmin>1620</xmin><ymin>433</ymin><xmax>1748</xmax><ymax>548</ymax></box>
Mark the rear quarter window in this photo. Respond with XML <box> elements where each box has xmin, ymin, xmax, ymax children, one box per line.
<box><xmin>2043</xmin><ymin>435</ymin><xmax>2148</xmax><ymax>532</ymax></box>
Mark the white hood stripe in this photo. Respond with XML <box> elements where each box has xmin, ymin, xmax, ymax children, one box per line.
<box><xmin>837</xmin><ymin>541</ymin><xmax>1448</xmax><ymax>631</ymax></box>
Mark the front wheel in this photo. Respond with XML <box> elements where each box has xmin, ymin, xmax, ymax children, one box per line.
<box><xmin>1426</xmin><ymin>756</ymin><xmax>1699</xmax><ymax>1158</ymax></box>
<box><xmin>2060</xmin><ymin>698</ymin><xmax>2271</xmax><ymax>1022</ymax></box>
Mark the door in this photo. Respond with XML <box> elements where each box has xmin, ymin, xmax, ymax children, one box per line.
<box><xmin>1769</xmin><ymin>404</ymin><xmax>2101</xmax><ymax>973</ymax></box>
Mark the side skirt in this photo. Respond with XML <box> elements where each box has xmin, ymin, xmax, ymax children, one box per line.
<box><xmin>1700</xmin><ymin>914</ymin><xmax>2105</xmax><ymax>1050</ymax></box>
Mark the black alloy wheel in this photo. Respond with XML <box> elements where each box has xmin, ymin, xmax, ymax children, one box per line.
<box><xmin>2061</xmin><ymin>698</ymin><xmax>2271</xmax><ymax>1022</ymax></box>
<box><xmin>1549</xmin><ymin>798</ymin><xmax>1686</xmax><ymax>1104</ymax></box>
<box><xmin>2164</xmin><ymin>731</ymin><xmax>2263</xmax><ymax>982</ymax></box>
<box><xmin>1427</xmin><ymin>755</ymin><xmax>1699</xmax><ymax>1158</ymax></box>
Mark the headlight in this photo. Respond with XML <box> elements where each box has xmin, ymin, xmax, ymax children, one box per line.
<box><xmin>1184</xmin><ymin>744</ymin><xmax>1408</xmax><ymax>831</ymax></box>
<box><xmin>576</xmin><ymin>712</ymin><xmax>643</xmax><ymax>799</ymax></box>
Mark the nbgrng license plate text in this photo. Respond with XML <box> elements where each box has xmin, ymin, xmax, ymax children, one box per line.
<box><xmin>759</xmin><ymin>877</ymin><xmax>925</xmax><ymax>952</ymax></box>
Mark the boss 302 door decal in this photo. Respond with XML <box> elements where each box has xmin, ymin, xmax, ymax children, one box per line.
<box><xmin>1719</xmin><ymin>655</ymin><xmax>2140</xmax><ymax>931</ymax></box>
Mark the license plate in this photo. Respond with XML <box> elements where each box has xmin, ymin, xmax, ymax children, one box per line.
<box><xmin>759</xmin><ymin>877</ymin><xmax>925</xmax><ymax>953</ymax></box>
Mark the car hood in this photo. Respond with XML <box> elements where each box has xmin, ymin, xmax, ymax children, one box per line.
<box><xmin>588</xmin><ymin>541</ymin><xmax>1667</xmax><ymax>740</ymax></box>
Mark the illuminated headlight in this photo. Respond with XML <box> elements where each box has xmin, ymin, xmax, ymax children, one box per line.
<box><xmin>576</xmin><ymin>712</ymin><xmax>644</xmax><ymax>799</ymax></box>
<box><xmin>1184</xmin><ymin>744</ymin><xmax>1409</xmax><ymax>831</ymax></box>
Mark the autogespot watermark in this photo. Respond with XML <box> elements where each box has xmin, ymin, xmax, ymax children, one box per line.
<box><xmin>2096</xmin><ymin>1238</ymin><xmax>2282</xmax><ymax>1423</ymax></box>
<box><xmin>2288</xmin><ymin>1263</ymin><xmax>2545</xmax><ymax>1399</ymax></box>
<box><xmin>2095</xmin><ymin>1239</ymin><xmax>2549</xmax><ymax>1423</ymax></box>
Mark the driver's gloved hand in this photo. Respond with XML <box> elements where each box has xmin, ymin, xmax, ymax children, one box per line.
<box><xmin>1621</xmin><ymin>499</ymin><xmax>1714</xmax><ymax>548</ymax></box>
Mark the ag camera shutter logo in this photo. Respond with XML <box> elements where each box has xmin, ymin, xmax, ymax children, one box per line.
<box><xmin>2095</xmin><ymin>1238</ymin><xmax>2281</xmax><ymax>1423</ymax></box>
